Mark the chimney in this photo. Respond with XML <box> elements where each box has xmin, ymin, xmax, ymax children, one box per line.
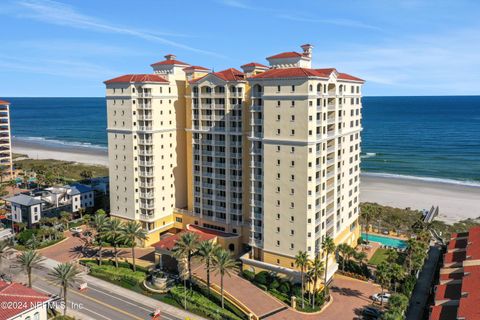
<box><xmin>164</xmin><ymin>54</ymin><xmax>176</xmax><ymax>60</ymax></box>
<box><xmin>301</xmin><ymin>44</ymin><xmax>313</xmax><ymax>59</ymax></box>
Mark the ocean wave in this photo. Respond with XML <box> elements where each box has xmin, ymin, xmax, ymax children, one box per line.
<box><xmin>361</xmin><ymin>152</ymin><xmax>377</xmax><ymax>159</ymax></box>
<box><xmin>362</xmin><ymin>172</ymin><xmax>480</xmax><ymax>188</ymax></box>
<box><xmin>13</xmin><ymin>136</ymin><xmax>107</xmax><ymax>150</ymax></box>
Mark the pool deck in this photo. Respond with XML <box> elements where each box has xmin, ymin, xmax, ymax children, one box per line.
<box><xmin>364</xmin><ymin>229</ymin><xmax>409</xmax><ymax>240</ymax></box>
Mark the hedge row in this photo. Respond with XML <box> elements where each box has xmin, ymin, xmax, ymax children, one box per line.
<box><xmin>170</xmin><ymin>285</ymin><xmax>243</xmax><ymax>320</ymax></box>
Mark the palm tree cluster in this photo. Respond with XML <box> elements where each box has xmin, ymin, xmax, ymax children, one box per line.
<box><xmin>336</xmin><ymin>243</ymin><xmax>368</xmax><ymax>272</ymax></box>
<box><xmin>89</xmin><ymin>210</ymin><xmax>147</xmax><ymax>271</ymax></box>
<box><xmin>375</xmin><ymin>237</ymin><xmax>428</xmax><ymax>312</ymax></box>
<box><xmin>293</xmin><ymin>236</ymin><xmax>337</xmax><ymax>309</ymax></box>
<box><xmin>15</xmin><ymin>249</ymin><xmax>81</xmax><ymax>316</ymax></box>
<box><xmin>172</xmin><ymin>232</ymin><xmax>237</xmax><ymax>309</ymax></box>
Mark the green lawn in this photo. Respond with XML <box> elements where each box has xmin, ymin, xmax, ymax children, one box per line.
<box><xmin>368</xmin><ymin>248</ymin><xmax>389</xmax><ymax>266</ymax></box>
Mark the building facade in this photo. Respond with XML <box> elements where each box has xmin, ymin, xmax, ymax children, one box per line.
<box><xmin>104</xmin><ymin>45</ymin><xmax>364</xmax><ymax>277</ymax></box>
<box><xmin>0</xmin><ymin>100</ymin><xmax>13</xmax><ymax>180</ymax></box>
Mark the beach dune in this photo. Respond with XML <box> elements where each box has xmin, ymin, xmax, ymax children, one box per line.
<box><xmin>12</xmin><ymin>139</ymin><xmax>480</xmax><ymax>224</ymax></box>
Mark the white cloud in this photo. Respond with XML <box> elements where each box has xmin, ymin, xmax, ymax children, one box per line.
<box><xmin>11</xmin><ymin>0</ymin><xmax>223</xmax><ymax>57</ymax></box>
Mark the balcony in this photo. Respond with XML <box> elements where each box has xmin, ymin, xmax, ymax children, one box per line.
<box><xmin>140</xmin><ymin>181</ymin><xmax>154</xmax><ymax>188</ymax></box>
<box><xmin>250</xmin><ymin>200</ymin><xmax>262</xmax><ymax>207</ymax></box>
<box><xmin>250</xmin><ymin>119</ymin><xmax>262</xmax><ymax>126</ymax></box>
<box><xmin>138</xmin><ymin>92</ymin><xmax>152</xmax><ymax>98</ymax></box>
<box><xmin>138</xmin><ymin>103</ymin><xmax>152</xmax><ymax>110</ymax></box>
<box><xmin>138</xmin><ymin>126</ymin><xmax>153</xmax><ymax>131</ymax></box>
<box><xmin>140</xmin><ymin>192</ymin><xmax>154</xmax><ymax>199</ymax></box>
<box><xmin>140</xmin><ymin>202</ymin><xmax>155</xmax><ymax>209</ymax></box>
<box><xmin>139</xmin><ymin>149</ymin><xmax>153</xmax><ymax>156</ymax></box>
<box><xmin>326</xmin><ymin>158</ymin><xmax>335</xmax><ymax>166</ymax></box>
<box><xmin>138</xmin><ymin>139</ymin><xmax>153</xmax><ymax>145</ymax></box>
<box><xmin>139</xmin><ymin>213</ymin><xmax>155</xmax><ymax>221</ymax></box>
<box><xmin>138</xmin><ymin>114</ymin><xmax>153</xmax><ymax>121</ymax></box>
<box><xmin>139</xmin><ymin>171</ymin><xmax>154</xmax><ymax>177</ymax></box>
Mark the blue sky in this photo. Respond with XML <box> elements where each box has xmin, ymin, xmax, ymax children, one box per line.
<box><xmin>0</xmin><ymin>0</ymin><xmax>479</xmax><ymax>97</ymax></box>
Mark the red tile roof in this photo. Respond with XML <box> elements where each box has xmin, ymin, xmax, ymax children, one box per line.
<box><xmin>104</xmin><ymin>74</ymin><xmax>168</xmax><ymax>84</ymax></box>
<box><xmin>0</xmin><ymin>100</ymin><xmax>10</xmax><ymax>105</ymax></box>
<box><xmin>435</xmin><ymin>283</ymin><xmax>462</xmax><ymax>301</ymax></box>
<box><xmin>448</xmin><ymin>238</ymin><xmax>468</xmax><ymax>250</ymax></box>
<box><xmin>0</xmin><ymin>281</ymin><xmax>51</xmax><ymax>319</ymax></box>
<box><xmin>241</xmin><ymin>62</ymin><xmax>269</xmax><ymax>69</ymax></box>
<box><xmin>152</xmin><ymin>229</ymin><xmax>216</xmax><ymax>251</ymax></box>
<box><xmin>267</xmin><ymin>51</ymin><xmax>303</xmax><ymax>59</ymax></box>
<box><xmin>183</xmin><ymin>65</ymin><xmax>210</xmax><ymax>72</ymax></box>
<box><xmin>337</xmin><ymin>72</ymin><xmax>365</xmax><ymax>82</ymax></box>
<box><xmin>457</xmin><ymin>266</ymin><xmax>480</xmax><ymax>319</ymax></box>
<box><xmin>250</xmin><ymin>67</ymin><xmax>333</xmax><ymax>80</ymax></box>
<box><xmin>151</xmin><ymin>59</ymin><xmax>190</xmax><ymax>67</ymax></box>
<box><xmin>444</xmin><ymin>250</ymin><xmax>467</xmax><ymax>264</ymax></box>
<box><xmin>190</xmin><ymin>68</ymin><xmax>245</xmax><ymax>84</ymax></box>
<box><xmin>430</xmin><ymin>305</ymin><xmax>458</xmax><ymax>320</ymax></box>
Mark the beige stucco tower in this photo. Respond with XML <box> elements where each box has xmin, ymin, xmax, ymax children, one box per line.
<box><xmin>104</xmin><ymin>45</ymin><xmax>364</xmax><ymax>281</ymax></box>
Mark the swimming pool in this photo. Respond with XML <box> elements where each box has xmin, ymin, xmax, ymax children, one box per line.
<box><xmin>361</xmin><ymin>233</ymin><xmax>407</xmax><ymax>249</ymax></box>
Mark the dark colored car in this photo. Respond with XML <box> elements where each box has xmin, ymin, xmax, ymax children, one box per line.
<box><xmin>362</xmin><ymin>306</ymin><xmax>382</xmax><ymax>319</ymax></box>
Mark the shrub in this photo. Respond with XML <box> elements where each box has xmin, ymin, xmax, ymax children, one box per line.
<box><xmin>269</xmin><ymin>289</ymin><xmax>290</xmax><ymax>304</ymax></box>
<box><xmin>254</xmin><ymin>271</ymin><xmax>271</xmax><ymax>285</ymax></box>
<box><xmin>16</xmin><ymin>229</ymin><xmax>36</xmax><ymax>245</ymax></box>
<box><xmin>255</xmin><ymin>283</ymin><xmax>268</xmax><ymax>291</ymax></box>
<box><xmin>278</xmin><ymin>281</ymin><xmax>291</xmax><ymax>294</ymax></box>
<box><xmin>269</xmin><ymin>279</ymin><xmax>280</xmax><ymax>290</ymax></box>
<box><xmin>401</xmin><ymin>275</ymin><xmax>417</xmax><ymax>297</ymax></box>
<box><xmin>170</xmin><ymin>285</ymin><xmax>242</xmax><ymax>320</ymax></box>
<box><xmin>242</xmin><ymin>270</ymin><xmax>255</xmax><ymax>281</ymax></box>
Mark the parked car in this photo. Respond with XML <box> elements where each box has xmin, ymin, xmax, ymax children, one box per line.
<box><xmin>372</xmin><ymin>292</ymin><xmax>391</xmax><ymax>303</ymax></box>
<box><xmin>70</xmin><ymin>226</ymin><xmax>82</xmax><ymax>235</ymax></box>
<box><xmin>362</xmin><ymin>306</ymin><xmax>383</xmax><ymax>319</ymax></box>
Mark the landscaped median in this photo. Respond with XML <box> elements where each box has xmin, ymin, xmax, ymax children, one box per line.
<box><xmin>81</xmin><ymin>259</ymin><xmax>247</xmax><ymax>320</ymax></box>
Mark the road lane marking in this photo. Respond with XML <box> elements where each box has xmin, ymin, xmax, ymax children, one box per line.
<box><xmin>37</xmin><ymin>275</ymin><xmax>145</xmax><ymax>320</ymax></box>
<box><xmin>33</xmin><ymin>285</ymin><xmax>113</xmax><ymax>320</ymax></box>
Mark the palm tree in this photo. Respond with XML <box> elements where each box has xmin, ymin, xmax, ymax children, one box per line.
<box><xmin>0</xmin><ymin>241</ymin><xmax>10</xmax><ymax>266</ymax></box>
<box><xmin>60</xmin><ymin>211</ymin><xmax>70</xmax><ymax>230</ymax></box>
<box><xmin>354</xmin><ymin>251</ymin><xmax>368</xmax><ymax>266</ymax></box>
<box><xmin>26</xmin><ymin>234</ymin><xmax>41</xmax><ymax>249</ymax></box>
<box><xmin>48</xmin><ymin>263</ymin><xmax>82</xmax><ymax>316</ymax></box>
<box><xmin>385</xmin><ymin>248</ymin><xmax>399</xmax><ymax>264</ymax></box>
<box><xmin>82</xmin><ymin>214</ymin><xmax>91</xmax><ymax>227</ymax></box>
<box><xmin>305</xmin><ymin>269</ymin><xmax>314</xmax><ymax>306</ymax></box>
<box><xmin>172</xmin><ymin>232</ymin><xmax>200</xmax><ymax>288</ymax></box>
<box><xmin>120</xmin><ymin>221</ymin><xmax>148</xmax><ymax>272</ymax></box>
<box><xmin>360</xmin><ymin>203</ymin><xmax>377</xmax><ymax>243</ymax></box>
<box><xmin>197</xmin><ymin>240</ymin><xmax>220</xmax><ymax>297</ymax></box>
<box><xmin>212</xmin><ymin>249</ymin><xmax>237</xmax><ymax>309</ymax></box>
<box><xmin>294</xmin><ymin>250</ymin><xmax>309</xmax><ymax>309</ymax></box>
<box><xmin>78</xmin><ymin>208</ymin><xmax>86</xmax><ymax>220</ymax></box>
<box><xmin>375</xmin><ymin>262</ymin><xmax>392</xmax><ymax>306</ymax></box>
<box><xmin>90</xmin><ymin>213</ymin><xmax>109</xmax><ymax>265</ymax></box>
<box><xmin>336</xmin><ymin>243</ymin><xmax>350</xmax><ymax>271</ymax></box>
<box><xmin>310</xmin><ymin>255</ymin><xmax>324</xmax><ymax>308</ymax></box>
<box><xmin>321</xmin><ymin>236</ymin><xmax>336</xmax><ymax>296</ymax></box>
<box><xmin>17</xmin><ymin>250</ymin><xmax>45</xmax><ymax>287</ymax></box>
<box><xmin>389</xmin><ymin>263</ymin><xmax>404</xmax><ymax>292</ymax></box>
<box><xmin>105</xmin><ymin>218</ymin><xmax>123</xmax><ymax>268</ymax></box>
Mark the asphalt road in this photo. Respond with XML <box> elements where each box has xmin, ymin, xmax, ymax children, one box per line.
<box><xmin>32</xmin><ymin>267</ymin><xmax>184</xmax><ymax>320</ymax></box>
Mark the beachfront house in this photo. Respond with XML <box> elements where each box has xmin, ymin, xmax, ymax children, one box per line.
<box><xmin>5</xmin><ymin>183</ymin><xmax>94</xmax><ymax>227</ymax></box>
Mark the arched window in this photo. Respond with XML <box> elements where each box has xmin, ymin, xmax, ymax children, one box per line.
<box><xmin>317</xmin><ymin>83</ymin><xmax>322</xmax><ymax>92</ymax></box>
<box><xmin>228</xmin><ymin>243</ymin><xmax>235</xmax><ymax>252</ymax></box>
<box><xmin>309</xmin><ymin>84</ymin><xmax>313</xmax><ymax>91</ymax></box>
<box><xmin>34</xmin><ymin>312</ymin><xmax>40</xmax><ymax>320</ymax></box>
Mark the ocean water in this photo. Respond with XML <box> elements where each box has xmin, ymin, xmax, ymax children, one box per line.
<box><xmin>5</xmin><ymin>96</ymin><xmax>480</xmax><ymax>184</ymax></box>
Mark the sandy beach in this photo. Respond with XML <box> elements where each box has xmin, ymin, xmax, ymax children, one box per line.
<box><xmin>12</xmin><ymin>138</ymin><xmax>108</xmax><ymax>166</ymax></box>
<box><xmin>12</xmin><ymin>138</ymin><xmax>480</xmax><ymax>224</ymax></box>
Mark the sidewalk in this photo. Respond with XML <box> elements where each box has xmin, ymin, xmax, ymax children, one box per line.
<box><xmin>405</xmin><ymin>245</ymin><xmax>441</xmax><ymax>320</ymax></box>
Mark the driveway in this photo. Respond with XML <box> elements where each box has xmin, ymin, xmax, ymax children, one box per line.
<box><xmin>267</xmin><ymin>275</ymin><xmax>381</xmax><ymax>320</ymax></box>
<box><xmin>39</xmin><ymin>230</ymin><xmax>155</xmax><ymax>263</ymax></box>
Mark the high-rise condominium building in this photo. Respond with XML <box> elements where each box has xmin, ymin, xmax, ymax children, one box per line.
<box><xmin>104</xmin><ymin>45</ymin><xmax>364</xmax><ymax>280</ymax></box>
<box><xmin>0</xmin><ymin>100</ymin><xmax>13</xmax><ymax>180</ymax></box>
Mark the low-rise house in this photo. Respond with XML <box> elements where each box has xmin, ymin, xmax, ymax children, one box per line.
<box><xmin>429</xmin><ymin>226</ymin><xmax>480</xmax><ymax>320</ymax></box>
<box><xmin>5</xmin><ymin>184</ymin><xmax>94</xmax><ymax>227</ymax></box>
<box><xmin>0</xmin><ymin>280</ymin><xmax>52</xmax><ymax>320</ymax></box>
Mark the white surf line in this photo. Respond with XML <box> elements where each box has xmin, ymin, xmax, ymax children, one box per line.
<box><xmin>34</xmin><ymin>285</ymin><xmax>113</xmax><ymax>320</ymax></box>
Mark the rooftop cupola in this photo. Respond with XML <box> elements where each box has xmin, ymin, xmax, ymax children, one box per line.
<box><xmin>164</xmin><ymin>54</ymin><xmax>176</xmax><ymax>60</ymax></box>
<box><xmin>301</xmin><ymin>44</ymin><xmax>313</xmax><ymax>59</ymax></box>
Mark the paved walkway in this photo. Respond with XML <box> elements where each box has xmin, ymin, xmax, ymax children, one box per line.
<box><xmin>193</xmin><ymin>262</ymin><xmax>381</xmax><ymax>320</ymax></box>
<box><xmin>405</xmin><ymin>245</ymin><xmax>441</xmax><ymax>320</ymax></box>
<box><xmin>192</xmin><ymin>264</ymin><xmax>287</xmax><ymax>318</ymax></box>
